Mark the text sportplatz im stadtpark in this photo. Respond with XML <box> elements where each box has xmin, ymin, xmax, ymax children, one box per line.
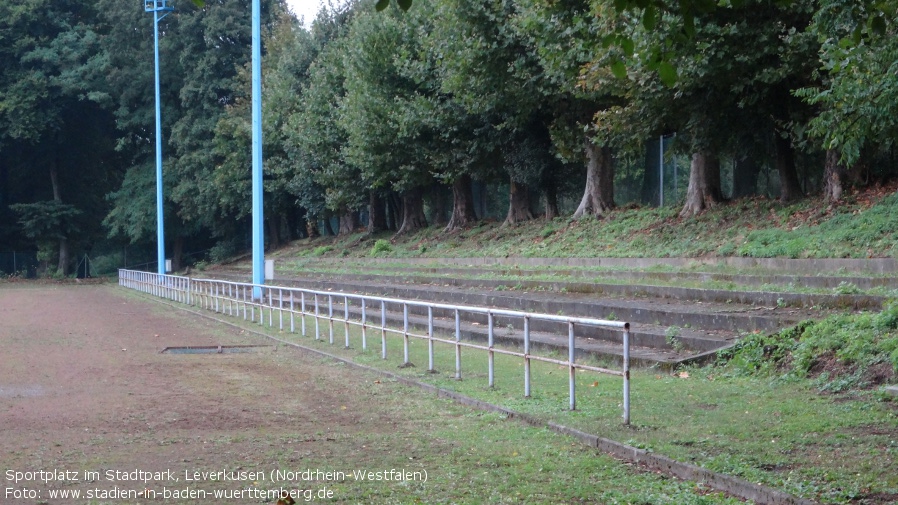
<box><xmin>5</xmin><ymin>467</ymin><xmax>428</xmax><ymax>502</ymax></box>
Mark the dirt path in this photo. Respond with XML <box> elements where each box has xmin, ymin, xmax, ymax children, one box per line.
<box><xmin>0</xmin><ymin>284</ymin><xmax>413</xmax><ymax>502</ymax></box>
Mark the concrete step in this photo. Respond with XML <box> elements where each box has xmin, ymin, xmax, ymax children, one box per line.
<box><xmin>316</xmin><ymin>256</ymin><xmax>898</xmax><ymax>275</ymax></box>
<box><xmin>260</xmin><ymin>276</ymin><xmax>812</xmax><ymax>333</ymax></box>
<box><xmin>273</xmin><ymin>269</ymin><xmax>886</xmax><ymax>310</ymax></box>
<box><xmin>334</xmin><ymin>264</ymin><xmax>897</xmax><ymax>294</ymax></box>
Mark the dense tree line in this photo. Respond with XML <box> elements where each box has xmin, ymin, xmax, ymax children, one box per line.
<box><xmin>1</xmin><ymin>0</ymin><xmax>896</xmax><ymax>274</ymax></box>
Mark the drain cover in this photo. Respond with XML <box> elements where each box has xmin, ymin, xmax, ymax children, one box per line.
<box><xmin>160</xmin><ymin>345</ymin><xmax>272</xmax><ymax>354</ymax></box>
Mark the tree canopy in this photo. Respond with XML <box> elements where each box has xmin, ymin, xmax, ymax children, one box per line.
<box><xmin>2</xmin><ymin>0</ymin><xmax>897</xmax><ymax>274</ymax></box>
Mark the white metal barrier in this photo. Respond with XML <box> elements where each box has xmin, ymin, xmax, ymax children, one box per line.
<box><xmin>119</xmin><ymin>269</ymin><xmax>632</xmax><ymax>423</ymax></box>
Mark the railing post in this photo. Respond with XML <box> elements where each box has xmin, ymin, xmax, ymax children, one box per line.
<box><xmin>361</xmin><ymin>298</ymin><xmax>367</xmax><ymax>350</ymax></box>
<box><xmin>427</xmin><ymin>306</ymin><xmax>434</xmax><ymax>372</ymax></box>
<box><xmin>454</xmin><ymin>309</ymin><xmax>461</xmax><ymax>380</ymax></box>
<box><xmin>569</xmin><ymin>321</ymin><xmax>576</xmax><ymax>411</ymax></box>
<box><xmin>289</xmin><ymin>291</ymin><xmax>295</xmax><ymax>333</ymax></box>
<box><xmin>381</xmin><ymin>300</ymin><xmax>387</xmax><ymax>360</ymax></box>
<box><xmin>279</xmin><ymin>288</ymin><xmax>284</xmax><ymax>331</ymax></box>
<box><xmin>344</xmin><ymin>296</ymin><xmax>350</xmax><ymax>348</ymax></box>
<box><xmin>328</xmin><ymin>294</ymin><xmax>334</xmax><ymax>344</ymax></box>
<box><xmin>488</xmin><ymin>312</ymin><xmax>495</xmax><ymax>388</ymax></box>
<box><xmin>524</xmin><ymin>316</ymin><xmax>531</xmax><ymax>398</ymax></box>
<box><xmin>402</xmin><ymin>303</ymin><xmax>410</xmax><ymax>365</ymax></box>
<box><xmin>301</xmin><ymin>291</ymin><xmax>306</xmax><ymax>336</ymax></box>
<box><xmin>623</xmin><ymin>324</ymin><xmax>631</xmax><ymax>425</ymax></box>
<box><xmin>314</xmin><ymin>294</ymin><xmax>320</xmax><ymax>340</ymax></box>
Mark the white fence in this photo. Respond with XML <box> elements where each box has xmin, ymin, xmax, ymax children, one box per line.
<box><xmin>119</xmin><ymin>269</ymin><xmax>632</xmax><ymax>423</ymax></box>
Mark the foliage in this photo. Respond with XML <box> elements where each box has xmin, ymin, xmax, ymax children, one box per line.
<box><xmin>719</xmin><ymin>303</ymin><xmax>898</xmax><ymax>390</ymax></box>
<box><xmin>10</xmin><ymin>201</ymin><xmax>82</xmax><ymax>241</ymax></box>
<box><xmin>369</xmin><ymin>239</ymin><xmax>393</xmax><ymax>257</ymax></box>
<box><xmin>795</xmin><ymin>0</ymin><xmax>898</xmax><ymax>165</ymax></box>
<box><xmin>4</xmin><ymin>0</ymin><xmax>898</xmax><ymax>275</ymax></box>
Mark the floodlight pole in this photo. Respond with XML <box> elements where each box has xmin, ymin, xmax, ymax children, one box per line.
<box><xmin>145</xmin><ymin>0</ymin><xmax>173</xmax><ymax>275</ymax></box>
<box><xmin>251</xmin><ymin>0</ymin><xmax>264</xmax><ymax>298</ymax></box>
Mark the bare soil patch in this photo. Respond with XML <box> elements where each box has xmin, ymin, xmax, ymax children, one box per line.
<box><xmin>0</xmin><ymin>285</ymin><xmax>447</xmax><ymax>503</ymax></box>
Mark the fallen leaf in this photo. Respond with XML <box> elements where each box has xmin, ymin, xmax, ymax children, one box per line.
<box><xmin>677</xmin><ymin>371</ymin><xmax>689</xmax><ymax>379</ymax></box>
<box><xmin>590</xmin><ymin>381</ymin><xmax>599</xmax><ymax>387</ymax></box>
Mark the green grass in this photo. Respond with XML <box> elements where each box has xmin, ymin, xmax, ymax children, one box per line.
<box><xmin>151</xmin><ymin>292</ymin><xmax>898</xmax><ymax>504</ymax></box>
<box><xmin>267</xmin><ymin>189</ymin><xmax>898</xmax><ymax>262</ymax></box>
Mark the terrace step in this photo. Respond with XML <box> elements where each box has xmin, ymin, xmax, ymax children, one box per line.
<box><xmin>321</xmin><ymin>256</ymin><xmax>898</xmax><ymax>275</ymax></box>
<box><xmin>268</xmin><ymin>268</ymin><xmax>886</xmax><ymax>310</ymax></box>
<box><xmin>206</xmin><ymin>269</ymin><xmax>814</xmax><ymax>367</ymax></box>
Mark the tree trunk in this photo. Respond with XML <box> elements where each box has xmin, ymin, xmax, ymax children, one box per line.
<box><xmin>849</xmin><ymin>148</ymin><xmax>870</xmax><ymax>187</ymax></box>
<box><xmin>395</xmin><ymin>188</ymin><xmax>428</xmax><ymax>236</ymax></box>
<box><xmin>49</xmin><ymin>165</ymin><xmax>69</xmax><ymax>276</ymax></box>
<box><xmin>573</xmin><ymin>140</ymin><xmax>615</xmax><ymax>219</ymax></box>
<box><xmin>775</xmin><ymin>136</ymin><xmax>802</xmax><ymax>202</ymax></box>
<box><xmin>286</xmin><ymin>210</ymin><xmax>298</xmax><ymax>241</ymax></box>
<box><xmin>823</xmin><ymin>149</ymin><xmax>848</xmax><ymax>203</ymax></box>
<box><xmin>267</xmin><ymin>217</ymin><xmax>280</xmax><ymax>249</ymax></box>
<box><xmin>368</xmin><ymin>192</ymin><xmax>387</xmax><ymax>234</ymax></box>
<box><xmin>544</xmin><ymin>182</ymin><xmax>559</xmax><ymax>220</ymax></box>
<box><xmin>445</xmin><ymin>174</ymin><xmax>478</xmax><ymax>232</ymax></box>
<box><xmin>280</xmin><ymin>215</ymin><xmax>290</xmax><ymax>242</ymax></box>
<box><xmin>305</xmin><ymin>217</ymin><xmax>320</xmax><ymax>239</ymax></box>
<box><xmin>429</xmin><ymin>182</ymin><xmax>449</xmax><ymax>226</ymax></box>
<box><xmin>387</xmin><ymin>193</ymin><xmax>401</xmax><ymax>230</ymax></box>
<box><xmin>731</xmin><ymin>154</ymin><xmax>760</xmax><ymax>198</ymax></box>
<box><xmin>338</xmin><ymin>208</ymin><xmax>359</xmax><ymax>235</ymax></box>
<box><xmin>322</xmin><ymin>217</ymin><xmax>335</xmax><ymax>236</ymax></box>
<box><xmin>679</xmin><ymin>152</ymin><xmax>723</xmax><ymax>217</ymax></box>
<box><xmin>503</xmin><ymin>179</ymin><xmax>533</xmax><ymax>226</ymax></box>
<box><xmin>171</xmin><ymin>236</ymin><xmax>184</xmax><ymax>272</ymax></box>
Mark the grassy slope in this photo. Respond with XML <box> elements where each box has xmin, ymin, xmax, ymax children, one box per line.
<box><xmin>275</xmin><ymin>184</ymin><xmax>898</xmax><ymax>261</ymax></box>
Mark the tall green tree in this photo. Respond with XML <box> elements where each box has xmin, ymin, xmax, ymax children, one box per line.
<box><xmin>797</xmin><ymin>0</ymin><xmax>898</xmax><ymax>202</ymax></box>
<box><xmin>0</xmin><ymin>0</ymin><xmax>116</xmax><ymax>274</ymax></box>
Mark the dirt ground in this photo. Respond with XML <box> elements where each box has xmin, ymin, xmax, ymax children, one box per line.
<box><xmin>0</xmin><ymin>283</ymin><xmax>454</xmax><ymax>504</ymax></box>
<box><xmin>1</xmin><ymin>282</ymin><xmax>757</xmax><ymax>505</ymax></box>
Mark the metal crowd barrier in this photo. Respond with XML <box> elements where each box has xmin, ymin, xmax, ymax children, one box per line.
<box><xmin>119</xmin><ymin>269</ymin><xmax>632</xmax><ymax>423</ymax></box>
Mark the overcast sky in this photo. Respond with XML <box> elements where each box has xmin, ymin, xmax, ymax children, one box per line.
<box><xmin>284</xmin><ymin>0</ymin><xmax>325</xmax><ymax>26</ymax></box>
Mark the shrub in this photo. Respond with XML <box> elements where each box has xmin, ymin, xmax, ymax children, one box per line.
<box><xmin>369</xmin><ymin>239</ymin><xmax>392</xmax><ymax>257</ymax></box>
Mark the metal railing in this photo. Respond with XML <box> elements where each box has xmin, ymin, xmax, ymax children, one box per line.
<box><xmin>119</xmin><ymin>269</ymin><xmax>632</xmax><ymax>423</ymax></box>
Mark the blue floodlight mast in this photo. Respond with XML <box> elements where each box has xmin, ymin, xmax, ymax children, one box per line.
<box><xmin>251</xmin><ymin>0</ymin><xmax>264</xmax><ymax>298</ymax></box>
<box><xmin>145</xmin><ymin>0</ymin><xmax>173</xmax><ymax>275</ymax></box>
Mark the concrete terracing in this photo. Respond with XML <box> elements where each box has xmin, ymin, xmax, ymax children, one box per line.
<box><xmin>209</xmin><ymin>257</ymin><xmax>893</xmax><ymax>368</ymax></box>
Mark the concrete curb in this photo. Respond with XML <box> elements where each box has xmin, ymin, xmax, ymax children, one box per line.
<box><xmin>147</xmin><ymin>294</ymin><xmax>817</xmax><ymax>505</ymax></box>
